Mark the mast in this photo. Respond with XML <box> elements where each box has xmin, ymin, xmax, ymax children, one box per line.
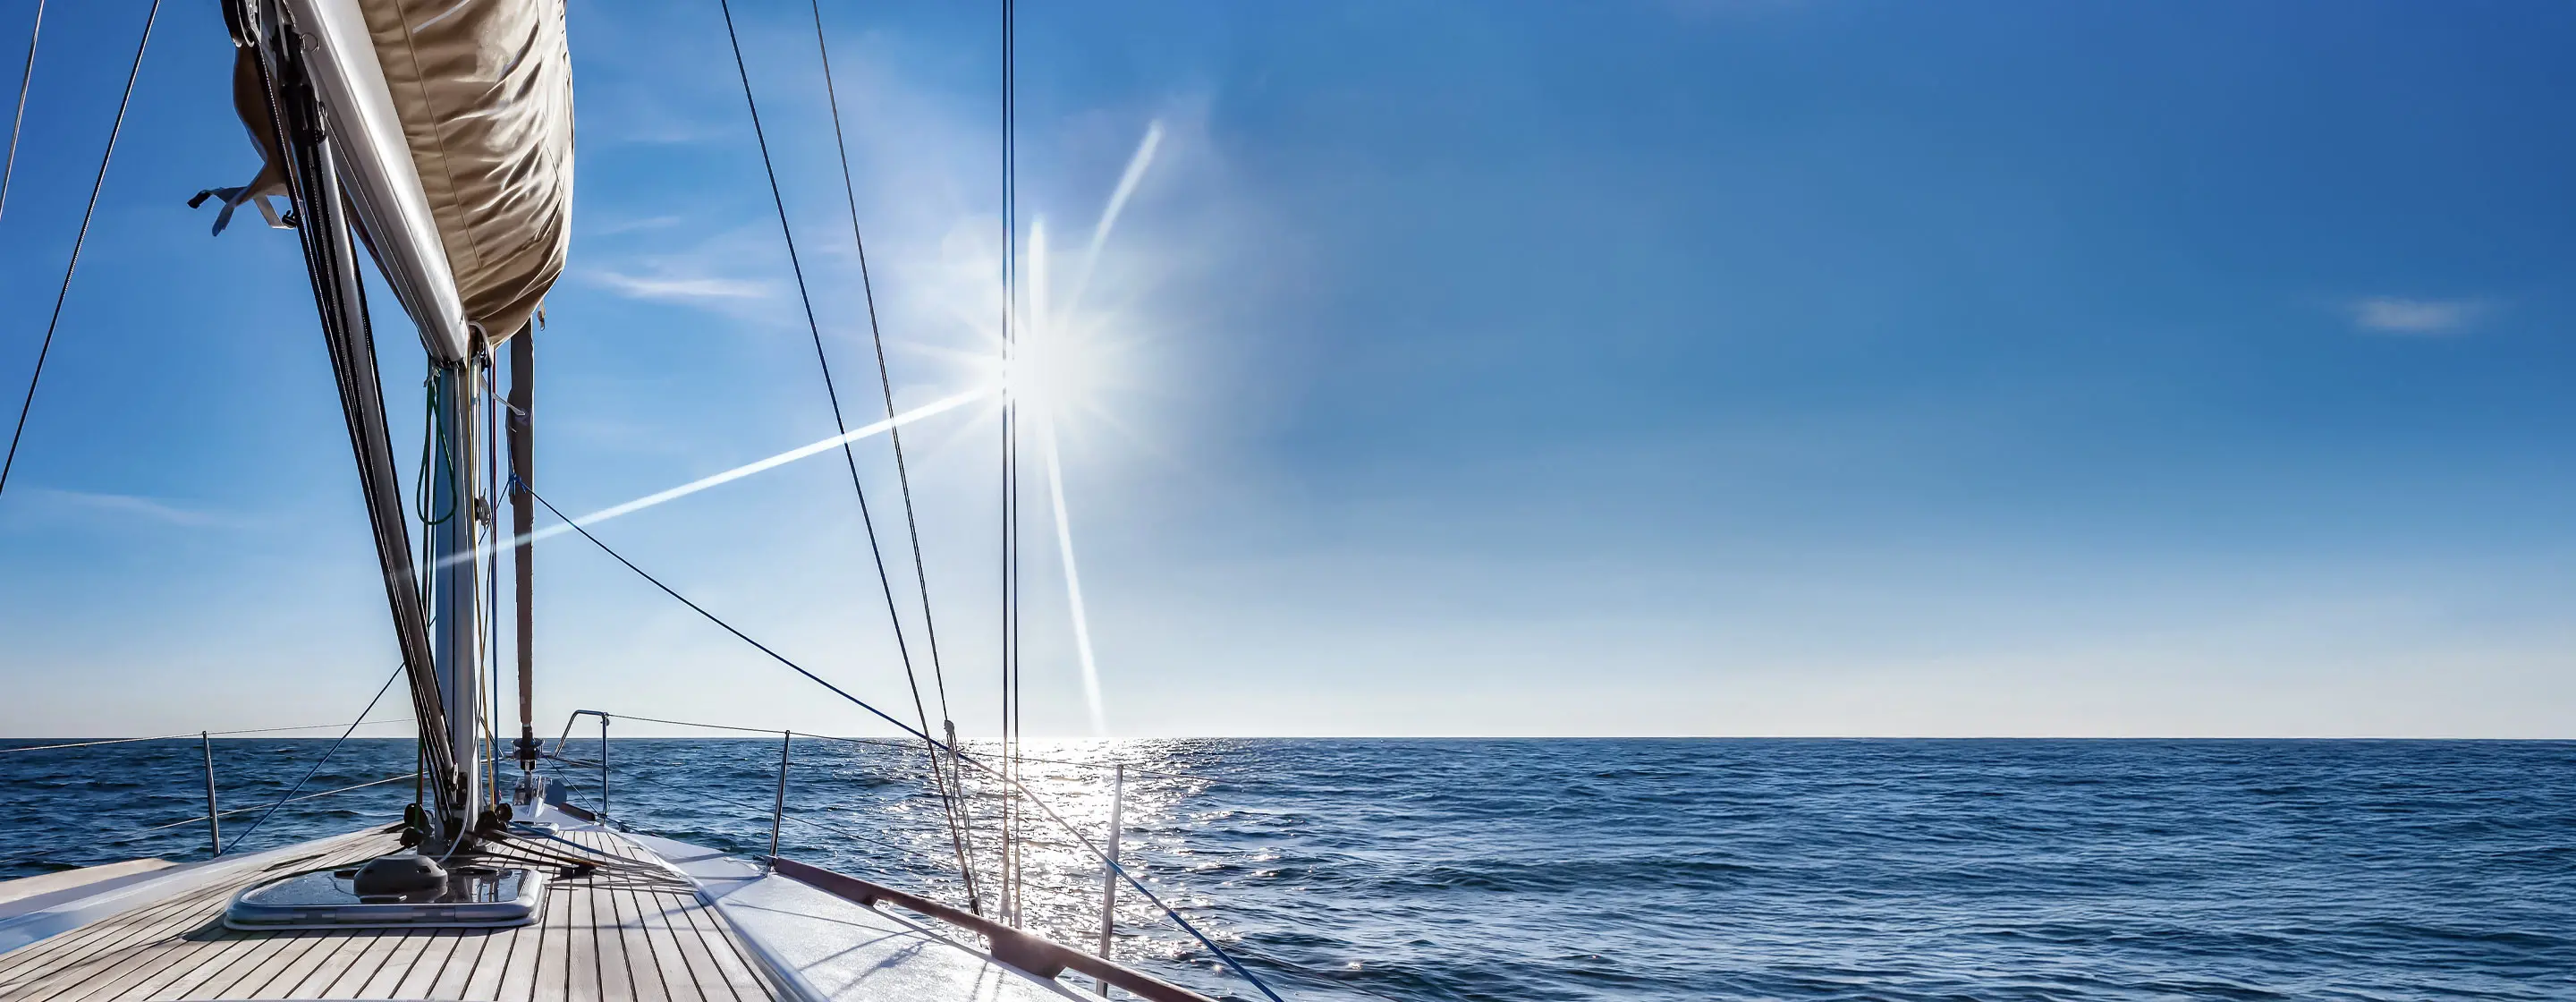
<box><xmin>219</xmin><ymin>0</ymin><xmax>571</xmax><ymax>850</ymax></box>
<box><xmin>429</xmin><ymin>358</ymin><xmax>484</xmax><ymax>841</ymax></box>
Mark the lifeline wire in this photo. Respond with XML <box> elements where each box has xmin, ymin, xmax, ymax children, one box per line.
<box><xmin>0</xmin><ymin>0</ymin><xmax>42</xmax><ymax>221</ymax></box>
<box><xmin>564</xmin><ymin>710</ymin><xmax>1213</xmax><ymax>780</ymax></box>
<box><xmin>224</xmin><ymin>662</ymin><xmax>405</xmax><ymax>853</ymax></box>
<box><xmin>523</xmin><ymin>485</ymin><xmax>1290</xmax><ymax>1002</ymax></box>
<box><xmin>0</xmin><ymin>0</ymin><xmax>159</xmax><ymax>498</ymax></box>
<box><xmin>100</xmin><ymin>772</ymin><xmax>418</xmax><ymax>846</ymax></box>
<box><xmin>0</xmin><ymin>719</ymin><xmax>413</xmax><ymax>755</ymax></box>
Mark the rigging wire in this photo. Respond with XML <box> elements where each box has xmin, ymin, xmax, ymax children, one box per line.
<box><xmin>521</xmin><ymin>484</ymin><xmax>1288</xmax><ymax>1002</ymax></box>
<box><xmin>415</xmin><ymin>378</ymin><xmax>457</xmax><ymax>526</ymax></box>
<box><xmin>484</xmin><ymin>357</ymin><xmax>504</xmax><ymax>808</ymax></box>
<box><xmin>223</xmin><ymin>662</ymin><xmax>406</xmax><ymax>854</ymax></box>
<box><xmin>99</xmin><ymin>772</ymin><xmax>419</xmax><ymax>847</ymax></box>
<box><xmin>557</xmin><ymin>711</ymin><xmax>1216</xmax><ymax>780</ymax></box>
<box><xmin>0</xmin><ymin>719</ymin><xmax>414</xmax><ymax>755</ymax></box>
<box><xmin>804</xmin><ymin>0</ymin><xmax>981</xmax><ymax>904</ymax></box>
<box><xmin>489</xmin><ymin>365</ymin><xmax>502</xmax><ymax>804</ymax></box>
<box><xmin>0</xmin><ymin>0</ymin><xmax>159</xmax><ymax>499</ymax></box>
<box><xmin>997</xmin><ymin>0</ymin><xmax>1026</xmax><ymax>929</ymax></box>
<box><xmin>713</xmin><ymin>0</ymin><xmax>987</xmax><ymax>914</ymax></box>
<box><xmin>0</xmin><ymin>0</ymin><xmax>41</xmax><ymax>222</ymax></box>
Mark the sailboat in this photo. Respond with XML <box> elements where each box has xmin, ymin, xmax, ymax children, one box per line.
<box><xmin>0</xmin><ymin>2</ymin><xmax>1284</xmax><ymax>1000</ymax></box>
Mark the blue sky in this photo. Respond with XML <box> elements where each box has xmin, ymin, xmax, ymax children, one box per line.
<box><xmin>3</xmin><ymin>0</ymin><xmax>2573</xmax><ymax>737</ymax></box>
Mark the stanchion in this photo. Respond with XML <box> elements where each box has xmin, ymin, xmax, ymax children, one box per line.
<box><xmin>200</xmin><ymin>731</ymin><xmax>221</xmax><ymax>857</ymax></box>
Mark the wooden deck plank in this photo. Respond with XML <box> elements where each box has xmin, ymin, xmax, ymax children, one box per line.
<box><xmin>188</xmin><ymin>931</ymin><xmax>331</xmax><ymax>1000</ymax></box>
<box><xmin>0</xmin><ymin>860</ymin><xmax>248</xmax><ymax>976</ymax></box>
<box><xmin>0</xmin><ymin>827</ymin><xmax>776</xmax><ymax>1002</ymax></box>
<box><xmin>530</xmin><ymin>879</ymin><xmax>571</xmax><ymax>1002</ymax></box>
<box><xmin>428</xmin><ymin>927</ymin><xmax>492</xmax><ymax>994</ymax></box>
<box><xmin>615</xmin><ymin>885</ymin><xmax>673</xmax><ymax>1002</ymax></box>
<box><xmin>564</xmin><ymin>867</ymin><xmax>602</xmax><ymax>1002</ymax></box>
<box><xmin>597</xmin><ymin>879</ymin><xmax>644</xmax><ymax>1002</ymax></box>
<box><xmin>29</xmin><ymin>900</ymin><xmax>220</xmax><ymax>1002</ymax></box>
<box><xmin>0</xmin><ymin>876</ymin><xmax>239</xmax><ymax>993</ymax></box>
<box><xmin>157</xmin><ymin>930</ymin><xmax>298</xmax><ymax>1000</ymax></box>
<box><xmin>42</xmin><ymin>921</ymin><xmax>235</xmax><ymax>1002</ymax></box>
<box><xmin>665</xmin><ymin>888</ymin><xmax>767</xmax><ymax>1002</ymax></box>
<box><xmin>484</xmin><ymin>921</ymin><xmax>537</xmax><ymax>1002</ymax></box>
<box><xmin>392</xmin><ymin>929</ymin><xmax>464</xmax><ymax>999</ymax></box>
<box><xmin>644</xmin><ymin>889</ymin><xmax>736</xmax><ymax>1002</ymax></box>
<box><xmin>629</xmin><ymin>884</ymin><xmax>716</xmax><ymax>1002</ymax></box>
<box><xmin>38</xmin><ymin>933</ymin><xmax>209</xmax><ymax>1002</ymax></box>
<box><xmin>279</xmin><ymin>930</ymin><xmax>389</xmax><ymax>999</ymax></box>
<box><xmin>357</xmin><ymin>928</ymin><xmax>441</xmax><ymax>998</ymax></box>
<box><xmin>0</xmin><ymin>833</ymin><xmax>393</xmax><ymax>999</ymax></box>
<box><xmin>319</xmin><ymin>930</ymin><xmax>400</xmax><ymax>998</ymax></box>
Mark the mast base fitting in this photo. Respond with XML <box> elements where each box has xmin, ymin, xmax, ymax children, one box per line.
<box><xmin>399</xmin><ymin>802</ymin><xmax>431</xmax><ymax>847</ymax></box>
<box><xmin>352</xmin><ymin>854</ymin><xmax>446</xmax><ymax>896</ymax></box>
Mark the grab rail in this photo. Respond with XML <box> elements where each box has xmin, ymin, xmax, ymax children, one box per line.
<box><xmin>769</xmin><ymin>857</ymin><xmax>1215</xmax><ymax>1002</ymax></box>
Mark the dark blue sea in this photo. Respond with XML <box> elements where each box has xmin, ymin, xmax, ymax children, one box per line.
<box><xmin>3</xmin><ymin>738</ymin><xmax>2571</xmax><ymax>1000</ymax></box>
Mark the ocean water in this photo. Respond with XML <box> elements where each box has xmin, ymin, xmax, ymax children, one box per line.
<box><xmin>2</xmin><ymin>737</ymin><xmax>2571</xmax><ymax>1000</ymax></box>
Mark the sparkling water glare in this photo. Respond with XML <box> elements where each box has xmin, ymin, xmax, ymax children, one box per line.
<box><xmin>4</xmin><ymin>739</ymin><xmax>2571</xmax><ymax>1001</ymax></box>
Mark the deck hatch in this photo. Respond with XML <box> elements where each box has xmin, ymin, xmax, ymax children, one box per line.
<box><xmin>223</xmin><ymin>862</ymin><xmax>546</xmax><ymax>930</ymax></box>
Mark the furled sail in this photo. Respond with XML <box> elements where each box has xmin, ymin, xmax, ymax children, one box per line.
<box><xmin>222</xmin><ymin>0</ymin><xmax>574</xmax><ymax>839</ymax></box>
<box><xmin>271</xmin><ymin>0</ymin><xmax>572</xmax><ymax>359</ymax></box>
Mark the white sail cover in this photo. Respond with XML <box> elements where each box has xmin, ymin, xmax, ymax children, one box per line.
<box><xmin>284</xmin><ymin>0</ymin><xmax>572</xmax><ymax>359</ymax></box>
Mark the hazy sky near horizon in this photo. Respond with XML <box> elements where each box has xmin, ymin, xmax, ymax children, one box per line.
<box><xmin>3</xmin><ymin>0</ymin><xmax>2573</xmax><ymax>738</ymax></box>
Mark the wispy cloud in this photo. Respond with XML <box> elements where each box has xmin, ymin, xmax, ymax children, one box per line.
<box><xmin>582</xmin><ymin>214</ymin><xmax>687</xmax><ymax>237</ymax></box>
<box><xmin>588</xmin><ymin>270</ymin><xmax>772</xmax><ymax>301</ymax></box>
<box><xmin>2348</xmin><ymin>296</ymin><xmax>2490</xmax><ymax>335</ymax></box>
<box><xmin>37</xmin><ymin>489</ymin><xmax>239</xmax><ymax>528</ymax></box>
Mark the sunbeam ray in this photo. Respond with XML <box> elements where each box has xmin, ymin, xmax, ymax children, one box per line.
<box><xmin>445</xmin><ymin>386</ymin><xmax>994</xmax><ymax>570</ymax></box>
<box><xmin>1028</xmin><ymin>220</ymin><xmax>1109</xmax><ymax>735</ymax></box>
<box><xmin>1060</xmin><ymin>120</ymin><xmax>1163</xmax><ymax>323</ymax></box>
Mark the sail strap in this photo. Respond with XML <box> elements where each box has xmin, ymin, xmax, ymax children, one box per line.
<box><xmin>509</xmin><ymin>325</ymin><xmax>538</xmax><ymax>768</ymax></box>
<box><xmin>188</xmin><ymin>171</ymin><xmax>290</xmax><ymax>235</ymax></box>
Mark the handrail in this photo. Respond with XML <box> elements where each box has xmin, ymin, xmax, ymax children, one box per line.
<box><xmin>769</xmin><ymin>857</ymin><xmax>1216</xmax><ymax>1002</ymax></box>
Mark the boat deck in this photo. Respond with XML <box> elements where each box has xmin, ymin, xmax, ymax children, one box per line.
<box><xmin>0</xmin><ymin>828</ymin><xmax>776</xmax><ymax>1002</ymax></box>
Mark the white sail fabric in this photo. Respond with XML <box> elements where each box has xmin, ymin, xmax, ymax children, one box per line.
<box><xmin>283</xmin><ymin>0</ymin><xmax>572</xmax><ymax>360</ymax></box>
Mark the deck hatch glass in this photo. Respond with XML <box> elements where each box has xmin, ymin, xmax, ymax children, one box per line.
<box><xmin>224</xmin><ymin>863</ymin><xmax>546</xmax><ymax>930</ymax></box>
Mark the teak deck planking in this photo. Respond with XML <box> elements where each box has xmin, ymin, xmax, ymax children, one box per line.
<box><xmin>0</xmin><ymin>828</ymin><xmax>776</xmax><ymax>1002</ymax></box>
